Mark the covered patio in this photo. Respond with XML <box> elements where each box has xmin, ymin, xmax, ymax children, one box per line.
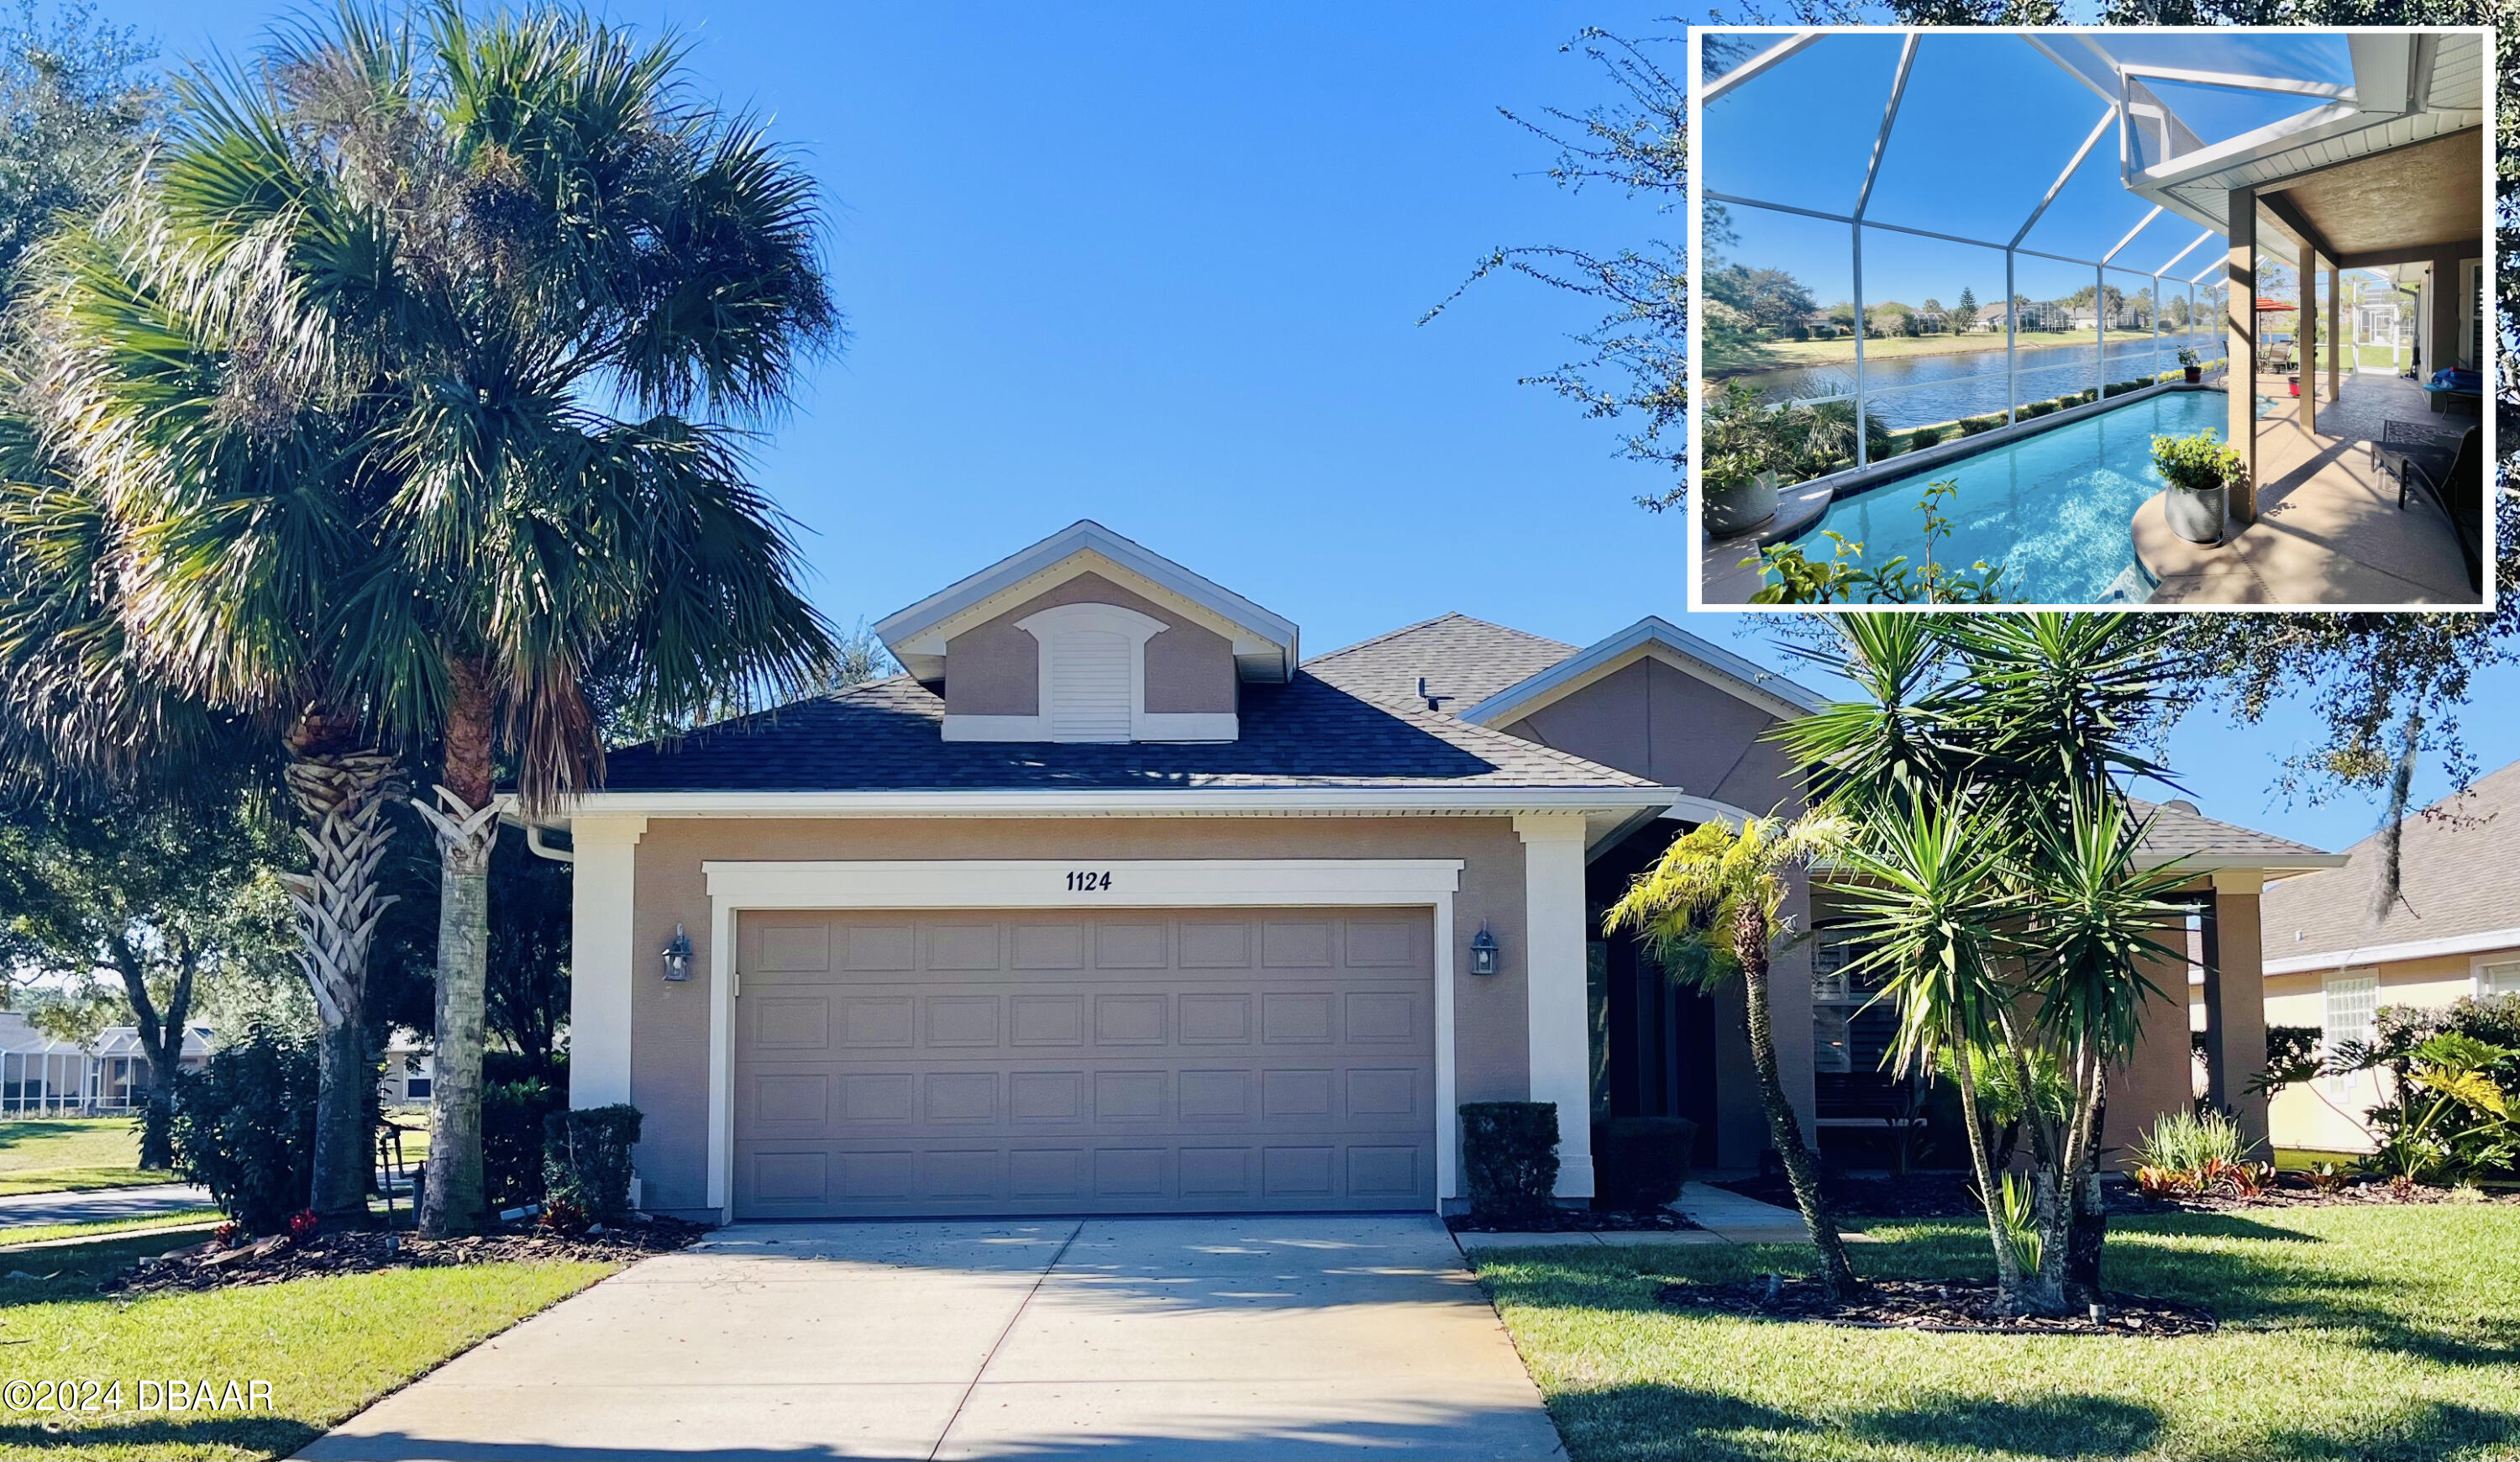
<box><xmin>2132</xmin><ymin>47</ymin><xmax>2488</xmax><ymax>604</ymax></box>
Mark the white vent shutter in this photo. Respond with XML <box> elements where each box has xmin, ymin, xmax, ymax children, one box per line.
<box><xmin>1049</xmin><ymin>630</ymin><xmax>1133</xmax><ymax>741</ymax></box>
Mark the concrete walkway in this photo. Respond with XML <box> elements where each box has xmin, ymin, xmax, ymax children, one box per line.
<box><xmin>1453</xmin><ymin>1181</ymin><xmax>1878</xmax><ymax>1251</ymax></box>
<box><xmin>301</xmin><ymin>1213</ymin><xmax>1565</xmax><ymax>1461</ymax></box>
<box><xmin>0</xmin><ymin>1182</ymin><xmax>213</xmax><ymax>1229</ymax></box>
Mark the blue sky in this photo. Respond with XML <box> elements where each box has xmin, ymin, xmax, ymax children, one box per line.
<box><xmin>92</xmin><ymin>1</ymin><xmax>2518</xmax><ymax>854</ymax></box>
<box><xmin>1699</xmin><ymin>30</ymin><xmax>2370</xmax><ymax>311</ymax></box>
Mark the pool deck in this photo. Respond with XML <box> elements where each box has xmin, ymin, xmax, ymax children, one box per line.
<box><xmin>2137</xmin><ymin>374</ymin><xmax>2479</xmax><ymax>606</ymax></box>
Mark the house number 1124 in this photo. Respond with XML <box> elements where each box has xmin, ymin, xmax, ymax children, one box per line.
<box><xmin>1066</xmin><ymin>870</ymin><xmax>1114</xmax><ymax>891</ymax></box>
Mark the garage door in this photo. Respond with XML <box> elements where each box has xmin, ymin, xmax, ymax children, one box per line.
<box><xmin>732</xmin><ymin>907</ymin><xmax>1436</xmax><ymax>1217</ymax></box>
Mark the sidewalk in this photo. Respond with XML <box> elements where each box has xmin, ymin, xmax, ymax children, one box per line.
<box><xmin>1453</xmin><ymin>1182</ymin><xmax>1877</xmax><ymax>1251</ymax></box>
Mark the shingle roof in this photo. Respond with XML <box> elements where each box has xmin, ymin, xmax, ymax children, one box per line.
<box><xmin>2260</xmin><ymin>760</ymin><xmax>2520</xmax><ymax>958</ymax></box>
<box><xmin>2129</xmin><ymin>797</ymin><xmax>2335</xmax><ymax>867</ymax></box>
<box><xmin>601</xmin><ymin>672</ymin><xmax>1661</xmax><ymax>793</ymax></box>
<box><xmin>1302</xmin><ymin>613</ymin><xmax>1578</xmax><ymax>716</ymax></box>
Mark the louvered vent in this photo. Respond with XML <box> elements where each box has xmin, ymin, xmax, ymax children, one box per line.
<box><xmin>1048</xmin><ymin>630</ymin><xmax>1133</xmax><ymax>741</ymax></box>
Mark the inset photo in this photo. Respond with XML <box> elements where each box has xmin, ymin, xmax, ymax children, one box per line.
<box><xmin>1689</xmin><ymin>27</ymin><xmax>2495</xmax><ymax>610</ymax></box>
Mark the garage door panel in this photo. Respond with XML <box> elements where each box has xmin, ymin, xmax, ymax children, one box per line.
<box><xmin>733</xmin><ymin>908</ymin><xmax>1434</xmax><ymax>1217</ymax></box>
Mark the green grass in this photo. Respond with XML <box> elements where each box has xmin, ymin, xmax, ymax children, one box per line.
<box><xmin>0</xmin><ymin>1211</ymin><xmax>223</xmax><ymax>1249</ymax></box>
<box><xmin>1474</xmin><ymin>1205</ymin><xmax>2520</xmax><ymax>1461</ymax></box>
<box><xmin>2274</xmin><ymin>1148</ymin><xmax>2367</xmax><ymax>1173</ymax></box>
<box><xmin>0</xmin><ymin>1231</ymin><xmax>623</xmax><ymax>1459</ymax></box>
<box><xmin>0</xmin><ymin>1121</ymin><xmax>171</xmax><ymax>1196</ymax></box>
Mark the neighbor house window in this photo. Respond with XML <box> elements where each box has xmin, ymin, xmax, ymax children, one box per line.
<box><xmin>2322</xmin><ymin>971</ymin><xmax>2378</xmax><ymax>1093</ymax></box>
<box><xmin>2480</xmin><ymin>960</ymin><xmax>2520</xmax><ymax>997</ymax></box>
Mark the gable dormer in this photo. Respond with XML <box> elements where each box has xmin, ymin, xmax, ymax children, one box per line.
<box><xmin>872</xmin><ymin>522</ymin><xmax>1299</xmax><ymax>744</ymax></box>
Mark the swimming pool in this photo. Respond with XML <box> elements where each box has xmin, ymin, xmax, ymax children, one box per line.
<box><xmin>1788</xmin><ymin>390</ymin><xmax>2230</xmax><ymax>605</ymax></box>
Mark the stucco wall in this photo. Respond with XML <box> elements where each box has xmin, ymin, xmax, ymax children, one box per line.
<box><xmin>2262</xmin><ymin>950</ymin><xmax>2497</xmax><ymax>1153</ymax></box>
<box><xmin>624</xmin><ymin>814</ymin><xmax>1532</xmax><ymax>1215</ymax></box>
<box><xmin>1506</xmin><ymin>653</ymin><xmax>1814</xmax><ymax>1166</ymax></box>
<box><xmin>940</xmin><ymin>571</ymin><xmax>1237</xmax><ymax>718</ymax></box>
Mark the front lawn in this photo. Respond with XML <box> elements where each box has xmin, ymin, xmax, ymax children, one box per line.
<box><xmin>0</xmin><ymin>1231</ymin><xmax>622</xmax><ymax>1459</ymax></box>
<box><xmin>1477</xmin><ymin>1205</ymin><xmax>2520</xmax><ymax>1461</ymax></box>
<box><xmin>0</xmin><ymin>1120</ymin><xmax>171</xmax><ymax>1196</ymax></box>
<box><xmin>0</xmin><ymin>1211</ymin><xmax>223</xmax><ymax>1249</ymax></box>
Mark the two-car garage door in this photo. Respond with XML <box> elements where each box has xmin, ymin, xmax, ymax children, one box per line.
<box><xmin>732</xmin><ymin>907</ymin><xmax>1436</xmax><ymax>1217</ymax></box>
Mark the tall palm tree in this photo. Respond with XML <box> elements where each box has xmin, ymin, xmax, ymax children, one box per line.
<box><xmin>1604</xmin><ymin>812</ymin><xmax>1861</xmax><ymax>1299</ymax></box>
<box><xmin>20</xmin><ymin>1</ymin><xmax>837</xmax><ymax>1232</ymax></box>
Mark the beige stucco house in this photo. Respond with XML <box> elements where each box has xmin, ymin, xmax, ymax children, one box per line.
<box><xmin>552</xmin><ymin>521</ymin><xmax>2331</xmax><ymax>1222</ymax></box>
<box><xmin>2260</xmin><ymin>759</ymin><xmax>2520</xmax><ymax>1154</ymax></box>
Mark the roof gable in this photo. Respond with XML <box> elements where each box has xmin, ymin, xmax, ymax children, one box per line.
<box><xmin>1460</xmin><ymin>617</ymin><xmax>1830</xmax><ymax>728</ymax></box>
<box><xmin>2261</xmin><ymin>759</ymin><xmax>2520</xmax><ymax>963</ymax></box>
<box><xmin>874</xmin><ymin>521</ymin><xmax>1300</xmax><ymax>686</ymax></box>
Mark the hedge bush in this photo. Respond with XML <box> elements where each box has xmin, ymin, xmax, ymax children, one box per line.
<box><xmin>1908</xmin><ymin>425</ymin><xmax>1943</xmax><ymax>450</ymax></box>
<box><xmin>168</xmin><ymin>1030</ymin><xmax>323</xmax><ymax>1234</ymax></box>
<box><xmin>2022</xmin><ymin>401</ymin><xmax>2055</xmax><ymax>418</ymax></box>
<box><xmin>543</xmin><ymin>1104</ymin><xmax>643</xmax><ymax>1227</ymax></box>
<box><xmin>1592</xmin><ymin>1116</ymin><xmax>1698</xmax><ymax>1212</ymax></box>
<box><xmin>485</xmin><ymin>1078</ymin><xmax>569</xmax><ymax>1209</ymax></box>
<box><xmin>1460</xmin><ymin>1102</ymin><xmax>1559</xmax><ymax>1225</ymax></box>
<box><xmin>1956</xmin><ymin>413</ymin><xmax>2003</xmax><ymax>436</ymax></box>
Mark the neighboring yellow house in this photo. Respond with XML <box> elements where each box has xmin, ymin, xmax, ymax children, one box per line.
<box><xmin>2259</xmin><ymin>760</ymin><xmax>2520</xmax><ymax>1154</ymax></box>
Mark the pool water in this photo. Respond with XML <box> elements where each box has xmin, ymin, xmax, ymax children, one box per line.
<box><xmin>1790</xmin><ymin>391</ymin><xmax>2230</xmax><ymax>605</ymax></box>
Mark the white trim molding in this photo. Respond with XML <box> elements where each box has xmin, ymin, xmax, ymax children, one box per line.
<box><xmin>695</xmin><ymin>858</ymin><xmax>1467</xmax><ymax>1221</ymax></box>
<box><xmin>2470</xmin><ymin>953</ymin><xmax>2520</xmax><ymax>998</ymax></box>
<box><xmin>1514</xmin><ymin>813</ymin><xmax>1597</xmax><ymax>1199</ymax></box>
<box><xmin>1461</xmin><ymin>615</ymin><xmax>1829</xmax><ymax>730</ymax></box>
<box><xmin>939</xmin><ymin>601</ymin><xmax>1240</xmax><ymax>744</ymax></box>
<box><xmin>566</xmin><ymin>817</ymin><xmax>647</xmax><ymax>1112</ymax></box>
<box><xmin>2265</xmin><ymin>923</ymin><xmax>2520</xmax><ymax>977</ymax></box>
<box><xmin>874</xmin><ymin>521</ymin><xmax>1300</xmax><ymax>684</ymax></box>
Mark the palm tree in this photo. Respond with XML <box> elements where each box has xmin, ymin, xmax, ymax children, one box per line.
<box><xmin>1604</xmin><ymin>812</ymin><xmax>1860</xmax><ymax>1299</ymax></box>
<box><xmin>18</xmin><ymin>1</ymin><xmax>838</xmax><ymax>1232</ymax></box>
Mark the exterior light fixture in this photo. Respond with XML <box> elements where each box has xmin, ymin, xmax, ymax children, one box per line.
<box><xmin>661</xmin><ymin>923</ymin><xmax>694</xmax><ymax>982</ymax></box>
<box><xmin>1469</xmin><ymin>925</ymin><xmax>1499</xmax><ymax>976</ymax></box>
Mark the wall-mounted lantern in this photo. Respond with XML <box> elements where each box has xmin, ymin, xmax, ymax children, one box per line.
<box><xmin>1469</xmin><ymin>925</ymin><xmax>1499</xmax><ymax>976</ymax></box>
<box><xmin>661</xmin><ymin>923</ymin><xmax>694</xmax><ymax>982</ymax></box>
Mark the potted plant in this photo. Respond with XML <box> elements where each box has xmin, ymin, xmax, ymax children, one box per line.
<box><xmin>1703</xmin><ymin>381</ymin><xmax>1784</xmax><ymax>539</ymax></box>
<box><xmin>2150</xmin><ymin>429</ymin><xmax>2239</xmax><ymax>544</ymax></box>
<box><xmin>2177</xmin><ymin>347</ymin><xmax>2202</xmax><ymax>384</ymax></box>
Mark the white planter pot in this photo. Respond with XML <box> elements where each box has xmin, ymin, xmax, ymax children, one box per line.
<box><xmin>2163</xmin><ymin>485</ymin><xmax>2225</xmax><ymax>544</ymax></box>
<box><xmin>1706</xmin><ymin>471</ymin><xmax>1780</xmax><ymax>539</ymax></box>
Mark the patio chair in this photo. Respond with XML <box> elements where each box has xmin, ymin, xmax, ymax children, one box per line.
<box><xmin>2406</xmin><ymin>425</ymin><xmax>2483</xmax><ymax>594</ymax></box>
<box><xmin>2376</xmin><ymin>418</ymin><xmax>2460</xmax><ymax>509</ymax></box>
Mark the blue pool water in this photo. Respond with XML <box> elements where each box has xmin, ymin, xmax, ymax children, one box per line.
<box><xmin>1790</xmin><ymin>391</ymin><xmax>2231</xmax><ymax>605</ymax></box>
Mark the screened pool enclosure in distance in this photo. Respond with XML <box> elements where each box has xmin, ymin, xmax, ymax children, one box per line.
<box><xmin>1691</xmin><ymin>28</ymin><xmax>2494</xmax><ymax>611</ymax></box>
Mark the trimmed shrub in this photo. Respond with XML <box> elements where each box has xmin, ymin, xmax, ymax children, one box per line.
<box><xmin>1460</xmin><ymin>1102</ymin><xmax>1559</xmax><ymax>1225</ymax></box>
<box><xmin>168</xmin><ymin>1030</ymin><xmax>323</xmax><ymax>1234</ymax></box>
<box><xmin>485</xmin><ymin>1077</ymin><xmax>568</xmax><ymax>1209</ymax></box>
<box><xmin>1592</xmin><ymin>1117</ymin><xmax>1698</xmax><ymax>1212</ymax></box>
<box><xmin>1908</xmin><ymin>425</ymin><xmax>1944</xmax><ymax>450</ymax></box>
<box><xmin>2021</xmin><ymin>401</ymin><xmax>2055</xmax><ymax>418</ymax></box>
<box><xmin>543</xmin><ymin>1104</ymin><xmax>643</xmax><ymax>1227</ymax></box>
<box><xmin>1956</xmin><ymin>413</ymin><xmax>2003</xmax><ymax>436</ymax></box>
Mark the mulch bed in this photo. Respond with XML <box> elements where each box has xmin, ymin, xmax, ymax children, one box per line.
<box><xmin>1657</xmin><ymin>1275</ymin><xmax>2217</xmax><ymax>1336</ymax></box>
<box><xmin>1448</xmin><ymin>1206</ymin><xmax>1704</xmax><ymax>1234</ymax></box>
<box><xmin>104</xmin><ymin>1217</ymin><xmax>708</xmax><ymax>1296</ymax></box>
<box><xmin>1715</xmin><ymin>1171</ymin><xmax>2520</xmax><ymax>1219</ymax></box>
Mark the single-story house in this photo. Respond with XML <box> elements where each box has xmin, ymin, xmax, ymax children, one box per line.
<box><xmin>2258</xmin><ymin>758</ymin><xmax>2520</xmax><ymax>1154</ymax></box>
<box><xmin>552</xmin><ymin>521</ymin><xmax>2334</xmax><ymax>1222</ymax></box>
<box><xmin>0</xmin><ymin>1013</ymin><xmax>212</xmax><ymax>1115</ymax></box>
<box><xmin>380</xmin><ymin>1028</ymin><xmax>436</xmax><ymax>1104</ymax></box>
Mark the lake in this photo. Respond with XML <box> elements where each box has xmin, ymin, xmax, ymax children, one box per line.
<box><xmin>1730</xmin><ymin>328</ymin><xmax>2222</xmax><ymax>430</ymax></box>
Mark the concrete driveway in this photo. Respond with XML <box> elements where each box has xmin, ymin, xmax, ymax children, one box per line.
<box><xmin>301</xmin><ymin>1213</ymin><xmax>1564</xmax><ymax>1461</ymax></box>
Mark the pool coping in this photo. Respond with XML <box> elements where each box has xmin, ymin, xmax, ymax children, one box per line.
<box><xmin>1790</xmin><ymin>379</ymin><xmax>2221</xmax><ymax>512</ymax></box>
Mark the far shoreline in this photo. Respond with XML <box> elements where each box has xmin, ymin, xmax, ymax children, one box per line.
<box><xmin>1712</xmin><ymin>326</ymin><xmax>2211</xmax><ymax>379</ymax></box>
